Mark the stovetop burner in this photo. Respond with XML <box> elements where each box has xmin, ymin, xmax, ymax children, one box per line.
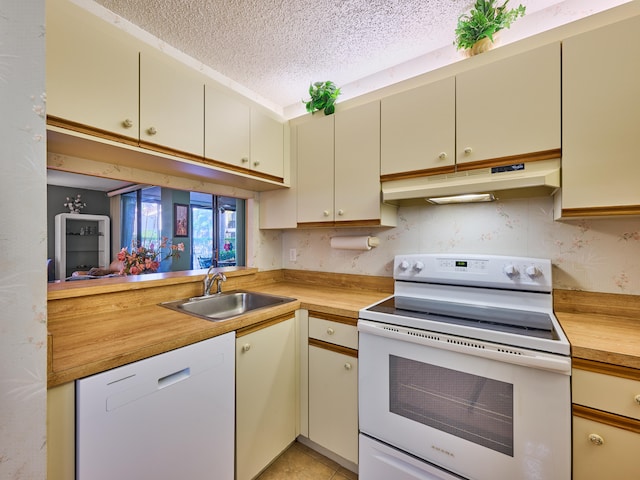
<box><xmin>359</xmin><ymin>254</ymin><xmax>571</xmax><ymax>355</ymax></box>
<box><xmin>367</xmin><ymin>296</ymin><xmax>558</xmax><ymax>340</ymax></box>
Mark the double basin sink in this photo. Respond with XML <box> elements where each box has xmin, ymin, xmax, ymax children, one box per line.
<box><xmin>161</xmin><ymin>290</ymin><xmax>296</xmax><ymax>322</ymax></box>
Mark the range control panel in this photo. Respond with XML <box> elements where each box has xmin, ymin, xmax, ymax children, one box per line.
<box><xmin>394</xmin><ymin>254</ymin><xmax>552</xmax><ymax>292</ymax></box>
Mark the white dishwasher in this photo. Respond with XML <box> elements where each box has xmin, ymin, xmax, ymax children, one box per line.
<box><xmin>76</xmin><ymin>332</ymin><xmax>235</xmax><ymax>480</ymax></box>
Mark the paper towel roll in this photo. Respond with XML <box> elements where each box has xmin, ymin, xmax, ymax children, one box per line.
<box><xmin>330</xmin><ymin>236</ymin><xmax>379</xmax><ymax>250</ymax></box>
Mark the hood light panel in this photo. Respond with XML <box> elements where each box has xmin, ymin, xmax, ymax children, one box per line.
<box><xmin>426</xmin><ymin>193</ymin><xmax>496</xmax><ymax>205</ymax></box>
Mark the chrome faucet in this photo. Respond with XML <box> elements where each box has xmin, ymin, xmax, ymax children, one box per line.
<box><xmin>203</xmin><ymin>265</ymin><xmax>226</xmax><ymax>296</ymax></box>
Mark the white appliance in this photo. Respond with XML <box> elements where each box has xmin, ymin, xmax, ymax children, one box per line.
<box><xmin>358</xmin><ymin>254</ymin><xmax>571</xmax><ymax>480</ymax></box>
<box><xmin>76</xmin><ymin>332</ymin><xmax>235</xmax><ymax>480</ymax></box>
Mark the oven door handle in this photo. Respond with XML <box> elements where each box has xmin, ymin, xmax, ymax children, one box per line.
<box><xmin>358</xmin><ymin>319</ymin><xmax>571</xmax><ymax>375</ymax></box>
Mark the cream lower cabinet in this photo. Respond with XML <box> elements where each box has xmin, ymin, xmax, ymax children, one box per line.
<box><xmin>307</xmin><ymin>314</ymin><xmax>359</xmax><ymax>465</ymax></box>
<box><xmin>236</xmin><ymin>317</ymin><xmax>297</xmax><ymax>480</ymax></box>
<box><xmin>572</xmin><ymin>360</ymin><xmax>640</xmax><ymax>479</ymax></box>
<box><xmin>47</xmin><ymin>382</ymin><xmax>75</xmax><ymax>480</ymax></box>
<box><xmin>560</xmin><ymin>15</ymin><xmax>640</xmax><ymax>217</ymax></box>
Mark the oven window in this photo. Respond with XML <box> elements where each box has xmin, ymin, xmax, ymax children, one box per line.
<box><xmin>389</xmin><ymin>355</ymin><xmax>514</xmax><ymax>456</ymax></box>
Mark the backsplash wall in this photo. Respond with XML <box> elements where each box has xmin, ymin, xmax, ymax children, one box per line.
<box><xmin>279</xmin><ymin>196</ymin><xmax>640</xmax><ymax>296</ymax></box>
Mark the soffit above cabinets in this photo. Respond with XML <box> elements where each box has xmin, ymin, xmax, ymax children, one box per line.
<box><xmin>85</xmin><ymin>0</ymin><xmax>631</xmax><ymax>117</ymax></box>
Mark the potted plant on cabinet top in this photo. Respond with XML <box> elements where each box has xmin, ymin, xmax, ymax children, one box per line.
<box><xmin>454</xmin><ymin>0</ymin><xmax>526</xmax><ymax>56</ymax></box>
<box><xmin>303</xmin><ymin>81</ymin><xmax>341</xmax><ymax>115</ymax></box>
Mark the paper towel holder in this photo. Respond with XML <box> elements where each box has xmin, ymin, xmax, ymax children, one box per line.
<box><xmin>330</xmin><ymin>235</ymin><xmax>380</xmax><ymax>250</ymax></box>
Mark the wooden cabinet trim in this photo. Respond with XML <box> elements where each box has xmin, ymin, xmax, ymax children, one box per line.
<box><xmin>454</xmin><ymin>149</ymin><xmax>561</xmax><ymax>172</ymax></box>
<box><xmin>236</xmin><ymin>313</ymin><xmax>295</xmax><ymax>337</ymax></box>
<box><xmin>573</xmin><ymin>358</ymin><xmax>640</xmax><ymax>381</ymax></box>
<box><xmin>47</xmin><ymin>116</ymin><xmax>138</xmax><ymax>147</ymax></box>
<box><xmin>297</xmin><ymin>219</ymin><xmax>385</xmax><ymax>228</ymax></box>
<box><xmin>561</xmin><ymin>205</ymin><xmax>640</xmax><ymax>217</ymax></box>
<box><xmin>309</xmin><ymin>338</ymin><xmax>358</xmax><ymax>358</ymax></box>
<box><xmin>380</xmin><ymin>149</ymin><xmax>560</xmax><ymax>182</ymax></box>
<box><xmin>308</xmin><ymin>312</ymin><xmax>357</xmax><ymax>326</ymax></box>
<box><xmin>573</xmin><ymin>404</ymin><xmax>640</xmax><ymax>434</ymax></box>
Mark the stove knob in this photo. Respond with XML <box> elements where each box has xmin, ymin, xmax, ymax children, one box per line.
<box><xmin>413</xmin><ymin>261</ymin><xmax>425</xmax><ymax>272</ymax></box>
<box><xmin>526</xmin><ymin>265</ymin><xmax>542</xmax><ymax>279</ymax></box>
<box><xmin>398</xmin><ymin>260</ymin><xmax>410</xmax><ymax>271</ymax></box>
<box><xmin>503</xmin><ymin>264</ymin><xmax>519</xmax><ymax>278</ymax></box>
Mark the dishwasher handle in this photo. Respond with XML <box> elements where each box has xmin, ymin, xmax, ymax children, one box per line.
<box><xmin>158</xmin><ymin>367</ymin><xmax>191</xmax><ymax>389</ymax></box>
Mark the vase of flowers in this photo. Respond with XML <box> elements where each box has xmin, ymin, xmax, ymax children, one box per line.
<box><xmin>64</xmin><ymin>194</ymin><xmax>87</xmax><ymax>213</ymax></box>
<box><xmin>117</xmin><ymin>237</ymin><xmax>185</xmax><ymax>275</ymax></box>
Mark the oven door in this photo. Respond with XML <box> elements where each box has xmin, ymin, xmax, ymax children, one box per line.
<box><xmin>358</xmin><ymin>319</ymin><xmax>571</xmax><ymax>480</ymax></box>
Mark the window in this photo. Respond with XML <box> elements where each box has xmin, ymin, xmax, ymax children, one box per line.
<box><xmin>120</xmin><ymin>187</ymin><xmax>245</xmax><ymax>271</ymax></box>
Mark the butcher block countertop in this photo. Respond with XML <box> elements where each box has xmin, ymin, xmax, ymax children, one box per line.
<box><xmin>47</xmin><ymin>268</ymin><xmax>392</xmax><ymax>387</ymax></box>
<box><xmin>47</xmin><ymin>269</ymin><xmax>640</xmax><ymax>387</ymax></box>
<box><xmin>554</xmin><ymin>289</ymin><xmax>640</xmax><ymax>372</ymax></box>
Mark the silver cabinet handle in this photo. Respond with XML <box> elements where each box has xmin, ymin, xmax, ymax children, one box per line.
<box><xmin>326</xmin><ymin>327</ymin><xmax>335</xmax><ymax>335</ymax></box>
<box><xmin>464</xmin><ymin>147</ymin><xmax>473</xmax><ymax>155</ymax></box>
<box><xmin>588</xmin><ymin>433</ymin><xmax>604</xmax><ymax>446</ymax></box>
<box><xmin>241</xmin><ymin>157</ymin><xmax>249</xmax><ymax>163</ymax></box>
<box><xmin>438</xmin><ymin>152</ymin><xmax>447</xmax><ymax>160</ymax></box>
<box><xmin>344</xmin><ymin>362</ymin><xmax>352</xmax><ymax>371</ymax></box>
<box><xmin>241</xmin><ymin>343</ymin><xmax>251</xmax><ymax>353</ymax></box>
<box><xmin>146</xmin><ymin>126</ymin><xmax>157</xmax><ymax>136</ymax></box>
<box><xmin>122</xmin><ymin>118</ymin><xmax>134</xmax><ymax>128</ymax></box>
<box><xmin>253</xmin><ymin>160</ymin><xmax>260</xmax><ymax>167</ymax></box>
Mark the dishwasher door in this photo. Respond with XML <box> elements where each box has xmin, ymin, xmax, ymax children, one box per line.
<box><xmin>76</xmin><ymin>332</ymin><xmax>235</xmax><ymax>480</ymax></box>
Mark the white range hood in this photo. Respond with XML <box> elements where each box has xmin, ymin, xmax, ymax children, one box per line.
<box><xmin>382</xmin><ymin>158</ymin><xmax>561</xmax><ymax>204</ymax></box>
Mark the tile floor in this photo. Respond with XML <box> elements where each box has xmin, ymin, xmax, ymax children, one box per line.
<box><xmin>256</xmin><ymin>441</ymin><xmax>357</xmax><ymax>480</ymax></box>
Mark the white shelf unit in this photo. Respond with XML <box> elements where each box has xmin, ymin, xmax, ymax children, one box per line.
<box><xmin>54</xmin><ymin>213</ymin><xmax>110</xmax><ymax>280</ymax></box>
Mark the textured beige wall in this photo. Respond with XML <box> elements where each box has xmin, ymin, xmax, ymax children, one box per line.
<box><xmin>0</xmin><ymin>0</ymin><xmax>48</xmax><ymax>477</ymax></box>
<box><xmin>282</xmin><ymin>196</ymin><xmax>640</xmax><ymax>296</ymax></box>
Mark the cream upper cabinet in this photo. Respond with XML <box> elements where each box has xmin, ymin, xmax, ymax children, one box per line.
<box><xmin>250</xmin><ymin>109</ymin><xmax>285</xmax><ymax>179</ymax></box>
<box><xmin>297</xmin><ymin>114</ymin><xmax>335</xmax><ymax>224</ymax></box>
<box><xmin>139</xmin><ymin>48</ymin><xmax>205</xmax><ymax>158</ymax></box>
<box><xmin>561</xmin><ymin>16</ymin><xmax>640</xmax><ymax>217</ymax></box>
<box><xmin>456</xmin><ymin>42</ymin><xmax>560</xmax><ymax>167</ymax></box>
<box><xmin>204</xmin><ymin>84</ymin><xmax>251</xmax><ymax>167</ymax></box>
<box><xmin>46</xmin><ymin>0</ymin><xmax>139</xmax><ymax>142</ymax></box>
<box><xmin>236</xmin><ymin>318</ymin><xmax>297</xmax><ymax>480</ymax></box>
<box><xmin>297</xmin><ymin>102</ymin><xmax>396</xmax><ymax>226</ymax></box>
<box><xmin>572</xmin><ymin>362</ymin><xmax>640</xmax><ymax>480</ymax></box>
<box><xmin>381</xmin><ymin>77</ymin><xmax>456</xmax><ymax>177</ymax></box>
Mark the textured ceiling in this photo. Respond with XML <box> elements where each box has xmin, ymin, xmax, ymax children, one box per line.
<box><xmin>89</xmin><ymin>0</ymin><xmax>627</xmax><ymax>117</ymax></box>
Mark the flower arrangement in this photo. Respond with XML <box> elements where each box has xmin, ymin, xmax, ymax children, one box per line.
<box><xmin>64</xmin><ymin>193</ymin><xmax>87</xmax><ymax>213</ymax></box>
<box><xmin>117</xmin><ymin>237</ymin><xmax>185</xmax><ymax>275</ymax></box>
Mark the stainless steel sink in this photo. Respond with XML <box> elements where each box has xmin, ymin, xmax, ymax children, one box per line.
<box><xmin>160</xmin><ymin>290</ymin><xmax>296</xmax><ymax>321</ymax></box>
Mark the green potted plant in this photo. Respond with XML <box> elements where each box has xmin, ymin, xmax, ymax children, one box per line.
<box><xmin>454</xmin><ymin>0</ymin><xmax>526</xmax><ymax>55</ymax></box>
<box><xmin>303</xmin><ymin>81</ymin><xmax>341</xmax><ymax>115</ymax></box>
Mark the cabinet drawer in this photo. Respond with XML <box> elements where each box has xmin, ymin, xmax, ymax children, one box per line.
<box><xmin>573</xmin><ymin>415</ymin><xmax>640</xmax><ymax>479</ymax></box>
<box><xmin>309</xmin><ymin>316</ymin><xmax>357</xmax><ymax>350</ymax></box>
<box><xmin>573</xmin><ymin>368</ymin><xmax>640</xmax><ymax>420</ymax></box>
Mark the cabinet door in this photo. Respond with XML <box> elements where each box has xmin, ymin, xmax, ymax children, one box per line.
<box><xmin>335</xmin><ymin>102</ymin><xmax>382</xmax><ymax>222</ymax></box>
<box><xmin>139</xmin><ymin>48</ymin><xmax>204</xmax><ymax>158</ymax></box>
<box><xmin>456</xmin><ymin>42</ymin><xmax>560</xmax><ymax>166</ymax></box>
<box><xmin>47</xmin><ymin>382</ymin><xmax>75</xmax><ymax>480</ymax></box>
<box><xmin>46</xmin><ymin>0</ymin><xmax>139</xmax><ymax>142</ymax></box>
<box><xmin>236</xmin><ymin>318</ymin><xmax>296</xmax><ymax>480</ymax></box>
<box><xmin>297</xmin><ymin>115</ymin><xmax>335</xmax><ymax>224</ymax></box>
<box><xmin>381</xmin><ymin>77</ymin><xmax>455</xmax><ymax>176</ymax></box>
<box><xmin>562</xmin><ymin>16</ymin><xmax>640</xmax><ymax>214</ymax></box>
<box><xmin>204</xmin><ymin>84</ymin><xmax>250</xmax><ymax>167</ymax></box>
<box><xmin>573</xmin><ymin>416</ymin><xmax>640</xmax><ymax>480</ymax></box>
<box><xmin>308</xmin><ymin>345</ymin><xmax>358</xmax><ymax>464</ymax></box>
<box><xmin>251</xmin><ymin>109</ymin><xmax>285</xmax><ymax>179</ymax></box>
